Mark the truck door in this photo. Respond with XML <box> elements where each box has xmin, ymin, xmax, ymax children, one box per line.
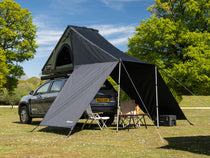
<box><xmin>30</xmin><ymin>82</ymin><xmax>51</xmax><ymax>115</ymax></box>
<box><xmin>46</xmin><ymin>79</ymin><xmax>67</xmax><ymax>112</ymax></box>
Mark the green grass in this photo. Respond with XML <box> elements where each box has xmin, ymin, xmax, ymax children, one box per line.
<box><xmin>179</xmin><ymin>96</ymin><xmax>210</xmax><ymax>107</ymax></box>
<box><xmin>0</xmin><ymin>96</ymin><xmax>210</xmax><ymax>158</ymax></box>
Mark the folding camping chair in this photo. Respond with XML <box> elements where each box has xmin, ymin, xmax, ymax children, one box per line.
<box><xmin>119</xmin><ymin>100</ymin><xmax>136</xmax><ymax>128</ymax></box>
<box><xmin>81</xmin><ymin>105</ymin><xmax>110</xmax><ymax>130</ymax></box>
<box><xmin>119</xmin><ymin>100</ymin><xmax>148</xmax><ymax>130</ymax></box>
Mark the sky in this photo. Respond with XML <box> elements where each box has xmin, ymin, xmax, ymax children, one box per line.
<box><xmin>14</xmin><ymin>0</ymin><xmax>154</xmax><ymax>78</ymax></box>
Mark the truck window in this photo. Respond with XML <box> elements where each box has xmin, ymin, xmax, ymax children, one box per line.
<box><xmin>50</xmin><ymin>80</ymin><xmax>65</xmax><ymax>93</ymax></box>
<box><xmin>36</xmin><ymin>82</ymin><xmax>51</xmax><ymax>94</ymax></box>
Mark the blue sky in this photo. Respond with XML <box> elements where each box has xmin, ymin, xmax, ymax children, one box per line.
<box><xmin>14</xmin><ymin>0</ymin><xmax>154</xmax><ymax>78</ymax></box>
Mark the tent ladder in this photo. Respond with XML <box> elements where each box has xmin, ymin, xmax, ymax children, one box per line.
<box><xmin>155</xmin><ymin>66</ymin><xmax>160</xmax><ymax>128</ymax></box>
<box><xmin>116</xmin><ymin>60</ymin><xmax>122</xmax><ymax>133</ymax></box>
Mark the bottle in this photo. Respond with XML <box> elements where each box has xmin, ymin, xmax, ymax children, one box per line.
<box><xmin>136</xmin><ymin>105</ymin><xmax>139</xmax><ymax>115</ymax></box>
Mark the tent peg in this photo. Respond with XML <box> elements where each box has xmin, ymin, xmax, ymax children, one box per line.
<box><xmin>30</xmin><ymin>125</ymin><xmax>39</xmax><ymax>132</ymax></box>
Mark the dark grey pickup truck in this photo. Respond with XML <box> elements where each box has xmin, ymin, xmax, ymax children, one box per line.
<box><xmin>18</xmin><ymin>78</ymin><xmax>117</xmax><ymax>126</ymax></box>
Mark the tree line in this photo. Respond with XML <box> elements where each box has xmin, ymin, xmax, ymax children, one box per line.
<box><xmin>0</xmin><ymin>77</ymin><xmax>43</xmax><ymax>105</ymax></box>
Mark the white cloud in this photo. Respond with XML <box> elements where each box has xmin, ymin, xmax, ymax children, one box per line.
<box><xmin>35</xmin><ymin>46</ymin><xmax>54</xmax><ymax>58</ymax></box>
<box><xmin>90</xmin><ymin>24</ymin><xmax>134</xmax><ymax>36</ymax></box>
<box><xmin>100</xmin><ymin>0</ymin><xmax>144</xmax><ymax>10</ymax></box>
<box><xmin>37</xmin><ymin>30</ymin><xmax>63</xmax><ymax>45</ymax></box>
<box><xmin>34</xmin><ymin>15</ymin><xmax>64</xmax><ymax>58</ymax></box>
<box><xmin>34</xmin><ymin>15</ymin><xmax>63</xmax><ymax>45</ymax></box>
<box><xmin>35</xmin><ymin>28</ymin><xmax>63</xmax><ymax>58</ymax></box>
<box><xmin>90</xmin><ymin>24</ymin><xmax>135</xmax><ymax>46</ymax></box>
<box><xmin>34</xmin><ymin>23</ymin><xmax>135</xmax><ymax>59</ymax></box>
<box><xmin>101</xmin><ymin>0</ymin><xmax>123</xmax><ymax>10</ymax></box>
<box><xmin>33</xmin><ymin>15</ymin><xmax>65</xmax><ymax>58</ymax></box>
<box><xmin>109</xmin><ymin>37</ymin><xmax>129</xmax><ymax>45</ymax></box>
<box><xmin>35</xmin><ymin>29</ymin><xmax>63</xmax><ymax>58</ymax></box>
<box><xmin>34</xmin><ymin>16</ymin><xmax>46</xmax><ymax>29</ymax></box>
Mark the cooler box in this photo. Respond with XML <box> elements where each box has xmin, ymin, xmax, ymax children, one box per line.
<box><xmin>159</xmin><ymin>115</ymin><xmax>176</xmax><ymax>126</ymax></box>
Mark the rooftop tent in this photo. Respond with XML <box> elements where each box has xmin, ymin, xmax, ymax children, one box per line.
<box><xmin>40</xmin><ymin>25</ymin><xmax>187</xmax><ymax>134</ymax></box>
<box><xmin>42</xmin><ymin>27</ymin><xmax>74</xmax><ymax>75</ymax></box>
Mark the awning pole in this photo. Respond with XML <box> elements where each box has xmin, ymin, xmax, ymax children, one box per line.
<box><xmin>67</xmin><ymin>128</ymin><xmax>73</xmax><ymax>138</ymax></box>
<box><xmin>155</xmin><ymin>65</ymin><xmax>159</xmax><ymax>128</ymax></box>
<box><xmin>116</xmin><ymin>60</ymin><xmax>122</xmax><ymax>132</ymax></box>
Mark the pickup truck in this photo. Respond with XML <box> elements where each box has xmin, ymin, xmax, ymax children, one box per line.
<box><xmin>18</xmin><ymin>78</ymin><xmax>117</xmax><ymax>126</ymax></box>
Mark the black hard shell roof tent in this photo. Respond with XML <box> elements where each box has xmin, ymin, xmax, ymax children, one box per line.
<box><xmin>40</xmin><ymin>25</ymin><xmax>187</xmax><ymax>135</ymax></box>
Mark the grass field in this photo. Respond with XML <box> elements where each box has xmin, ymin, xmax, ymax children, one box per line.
<box><xmin>0</xmin><ymin>96</ymin><xmax>209</xmax><ymax>158</ymax></box>
<box><xmin>180</xmin><ymin>96</ymin><xmax>210</xmax><ymax>107</ymax></box>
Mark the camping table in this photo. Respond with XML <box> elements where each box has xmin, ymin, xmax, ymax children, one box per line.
<box><xmin>119</xmin><ymin>113</ymin><xmax>148</xmax><ymax>131</ymax></box>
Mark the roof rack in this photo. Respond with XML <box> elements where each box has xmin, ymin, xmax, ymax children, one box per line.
<box><xmin>41</xmin><ymin>73</ymin><xmax>71</xmax><ymax>80</ymax></box>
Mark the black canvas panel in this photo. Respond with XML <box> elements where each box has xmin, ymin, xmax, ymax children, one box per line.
<box><xmin>40</xmin><ymin>61</ymin><xmax>118</xmax><ymax>128</ymax></box>
<box><xmin>111</xmin><ymin>61</ymin><xmax>186</xmax><ymax>120</ymax></box>
<box><xmin>157</xmin><ymin>71</ymin><xmax>186</xmax><ymax>119</ymax></box>
<box><xmin>111</xmin><ymin>62</ymin><xmax>156</xmax><ymax>119</ymax></box>
<box><xmin>70</xmin><ymin>28</ymin><xmax>118</xmax><ymax>65</ymax></box>
<box><xmin>70</xmin><ymin>26</ymin><xmax>150</xmax><ymax>64</ymax></box>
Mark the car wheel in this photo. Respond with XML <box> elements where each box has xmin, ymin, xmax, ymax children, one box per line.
<box><xmin>19</xmin><ymin>106</ymin><xmax>32</xmax><ymax>124</ymax></box>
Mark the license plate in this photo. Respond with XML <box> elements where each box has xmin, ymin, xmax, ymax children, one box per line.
<box><xmin>96</xmin><ymin>98</ymin><xmax>109</xmax><ymax>102</ymax></box>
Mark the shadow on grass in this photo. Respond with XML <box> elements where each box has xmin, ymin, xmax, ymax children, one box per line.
<box><xmin>13</xmin><ymin>121</ymin><xmax>41</xmax><ymax>125</ymax></box>
<box><xmin>13</xmin><ymin>121</ymin><xmax>77</xmax><ymax>136</ymax></box>
<box><xmin>38</xmin><ymin>122</ymin><xmax>109</xmax><ymax>136</ymax></box>
<box><xmin>160</xmin><ymin>136</ymin><xmax>210</xmax><ymax>156</ymax></box>
<box><xmin>38</xmin><ymin>126</ymin><xmax>72</xmax><ymax>136</ymax></box>
<box><xmin>13</xmin><ymin>121</ymin><xmax>112</xmax><ymax>136</ymax></box>
<box><xmin>32</xmin><ymin>122</ymin><xmax>108</xmax><ymax>136</ymax></box>
<box><xmin>109</xmin><ymin>122</ymin><xmax>153</xmax><ymax>131</ymax></box>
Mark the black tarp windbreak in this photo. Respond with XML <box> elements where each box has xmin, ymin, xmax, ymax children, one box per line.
<box><xmin>40</xmin><ymin>25</ymin><xmax>186</xmax><ymax>133</ymax></box>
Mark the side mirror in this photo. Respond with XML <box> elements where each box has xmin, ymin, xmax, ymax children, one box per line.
<box><xmin>29</xmin><ymin>90</ymin><xmax>34</xmax><ymax>95</ymax></box>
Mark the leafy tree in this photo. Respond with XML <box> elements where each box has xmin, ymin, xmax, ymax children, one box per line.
<box><xmin>107</xmin><ymin>76</ymin><xmax>131</xmax><ymax>101</ymax></box>
<box><xmin>0</xmin><ymin>0</ymin><xmax>38</xmax><ymax>92</ymax></box>
<box><xmin>0</xmin><ymin>77</ymin><xmax>41</xmax><ymax>105</ymax></box>
<box><xmin>21</xmin><ymin>76</ymin><xmax>43</xmax><ymax>89</ymax></box>
<box><xmin>127</xmin><ymin>0</ymin><xmax>210</xmax><ymax>100</ymax></box>
<box><xmin>0</xmin><ymin>48</ymin><xmax>9</xmax><ymax>91</ymax></box>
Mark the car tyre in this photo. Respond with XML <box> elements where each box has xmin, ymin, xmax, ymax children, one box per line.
<box><xmin>19</xmin><ymin>106</ymin><xmax>32</xmax><ymax>124</ymax></box>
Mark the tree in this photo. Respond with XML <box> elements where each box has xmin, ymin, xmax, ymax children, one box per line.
<box><xmin>0</xmin><ymin>77</ymin><xmax>41</xmax><ymax>105</ymax></box>
<box><xmin>127</xmin><ymin>0</ymin><xmax>210</xmax><ymax>101</ymax></box>
<box><xmin>107</xmin><ymin>76</ymin><xmax>131</xmax><ymax>101</ymax></box>
<box><xmin>25</xmin><ymin>77</ymin><xmax>44</xmax><ymax>88</ymax></box>
<box><xmin>0</xmin><ymin>0</ymin><xmax>38</xmax><ymax>92</ymax></box>
<box><xmin>0</xmin><ymin>48</ymin><xmax>9</xmax><ymax>92</ymax></box>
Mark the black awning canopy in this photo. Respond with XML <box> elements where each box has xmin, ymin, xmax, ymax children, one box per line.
<box><xmin>40</xmin><ymin>25</ymin><xmax>186</xmax><ymax>133</ymax></box>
